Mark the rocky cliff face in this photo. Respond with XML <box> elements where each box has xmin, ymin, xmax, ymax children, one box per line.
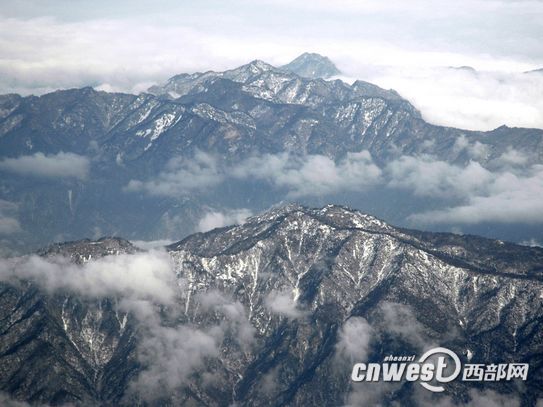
<box><xmin>1</xmin><ymin>205</ymin><xmax>542</xmax><ymax>406</ymax></box>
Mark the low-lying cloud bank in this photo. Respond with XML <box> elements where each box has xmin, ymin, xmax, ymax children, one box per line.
<box><xmin>232</xmin><ymin>151</ymin><xmax>382</xmax><ymax>198</ymax></box>
<box><xmin>0</xmin><ymin>152</ymin><xmax>90</xmax><ymax>180</ymax></box>
<box><xmin>127</xmin><ymin>146</ymin><xmax>543</xmax><ymax>225</ymax></box>
<box><xmin>355</xmin><ymin>66</ymin><xmax>543</xmax><ymax>131</ymax></box>
<box><xmin>401</xmin><ymin>159</ymin><xmax>543</xmax><ymax>224</ymax></box>
<box><xmin>125</xmin><ymin>151</ymin><xmax>382</xmax><ymax>199</ymax></box>
<box><xmin>0</xmin><ymin>250</ymin><xmax>177</xmax><ymax>303</ymax></box>
<box><xmin>125</xmin><ymin>151</ymin><xmax>221</xmax><ymax>196</ymax></box>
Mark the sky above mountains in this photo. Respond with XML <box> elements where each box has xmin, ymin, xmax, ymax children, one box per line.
<box><xmin>1</xmin><ymin>0</ymin><xmax>542</xmax><ymax>130</ymax></box>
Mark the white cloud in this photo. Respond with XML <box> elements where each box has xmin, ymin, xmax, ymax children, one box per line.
<box><xmin>386</xmin><ymin>155</ymin><xmax>493</xmax><ymax>199</ymax></box>
<box><xmin>0</xmin><ymin>16</ymin><xmax>227</xmax><ymax>96</ymax></box>
<box><xmin>128</xmin><ymin>151</ymin><xmax>382</xmax><ymax>199</ymax></box>
<box><xmin>125</xmin><ymin>151</ymin><xmax>221</xmax><ymax>197</ymax></box>
<box><xmin>377</xmin><ymin>302</ymin><xmax>435</xmax><ymax>350</ymax></box>
<box><xmin>196</xmin><ymin>290</ymin><xmax>256</xmax><ymax>349</ymax></box>
<box><xmin>118</xmin><ymin>288</ymin><xmax>256</xmax><ymax>400</ymax></box>
<box><xmin>128</xmin><ymin>317</ymin><xmax>221</xmax><ymax>400</ymax></box>
<box><xmin>345</xmin><ymin>381</ymin><xmax>400</xmax><ymax>407</ymax></box>
<box><xmin>495</xmin><ymin>147</ymin><xmax>529</xmax><ymax>167</ymax></box>
<box><xmin>360</xmin><ymin>66</ymin><xmax>543</xmax><ymax>130</ymax></box>
<box><xmin>265</xmin><ymin>290</ymin><xmax>306</xmax><ymax>318</ymax></box>
<box><xmin>384</xmin><ymin>148</ymin><xmax>543</xmax><ymax>224</ymax></box>
<box><xmin>127</xmin><ymin>148</ymin><xmax>543</xmax><ymax>225</ymax></box>
<box><xmin>121</xmin><ymin>286</ymin><xmax>256</xmax><ymax>400</ymax></box>
<box><xmin>452</xmin><ymin>135</ymin><xmax>490</xmax><ymax>160</ymax></box>
<box><xmin>0</xmin><ymin>200</ymin><xmax>21</xmax><ymax>235</ymax></box>
<box><xmin>335</xmin><ymin>317</ymin><xmax>373</xmax><ymax>362</ymax></box>
<box><xmin>235</xmin><ymin>151</ymin><xmax>382</xmax><ymax>198</ymax></box>
<box><xmin>260</xmin><ymin>367</ymin><xmax>281</xmax><ymax>396</ymax></box>
<box><xmin>197</xmin><ymin>208</ymin><xmax>252</xmax><ymax>232</ymax></box>
<box><xmin>335</xmin><ymin>316</ymin><xmax>397</xmax><ymax>407</ymax></box>
<box><xmin>0</xmin><ymin>152</ymin><xmax>90</xmax><ymax>179</ymax></box>
<box><xmin>0</xmin><ymin>250</ymin><xmax>178</xmax><ymax>304</ymax></box>
<box><xmin>408</xmin><ymin>164</ymin><xmax>543</xmax><ymax>224</ymax></box>
<box><xmin>130</xmin><ymin>239</ymin><xmax>175</xmax><ymax>251</ymax></box>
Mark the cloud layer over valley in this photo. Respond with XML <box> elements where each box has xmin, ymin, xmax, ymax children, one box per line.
<box><xmin>126</xmin><ymin>144</ymin><xmax>543</xmax><ymax>227</ymax></box>
<box><xmin>0</xmin><ymin>152</ymin><xmax>90</xmax><ymax>179</ymax></box>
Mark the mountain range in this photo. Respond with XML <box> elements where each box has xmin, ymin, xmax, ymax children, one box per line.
<box><xmin>0</xmin><ymin>53</ymin><xmax>542</xmax><ymax>255</ymax></box>
<box><xmin>1</xmin><ymin>204</ymin><xmax>542</xmax><ymax>405</ymax></box>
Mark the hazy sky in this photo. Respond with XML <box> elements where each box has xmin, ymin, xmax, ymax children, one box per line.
<box><xmin>1</xmin><ymin>0</ymin><xmax>543</xmax><ymax>130</ymax></box>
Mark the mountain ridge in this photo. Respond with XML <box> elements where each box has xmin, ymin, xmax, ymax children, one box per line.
<box><xmin>1</xmin><ymin>204</ymin><xmax>542</xmax><ymax>405</ymax></box>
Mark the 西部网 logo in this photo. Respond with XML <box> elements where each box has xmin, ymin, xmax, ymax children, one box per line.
<box><xmin>351</xmin><ymin>347</ymin><xmax>528</xmax><ymax>392</ymax></box>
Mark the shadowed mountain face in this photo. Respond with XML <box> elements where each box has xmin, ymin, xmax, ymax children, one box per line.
<box><xmin>0</xmin><ymin>205</ymin><xmax>542</xmax><ymax>405</ymax></box>
<box><xmin>0</xmin><ymin>54</ymin><xmax>542</xmax><ymax>255</ymax></box>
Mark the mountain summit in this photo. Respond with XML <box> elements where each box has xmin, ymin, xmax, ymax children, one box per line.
<box><xmin>280</xmin><ymin>52</ymin><xmax>341</xmax><ymax>79</ymax></box>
